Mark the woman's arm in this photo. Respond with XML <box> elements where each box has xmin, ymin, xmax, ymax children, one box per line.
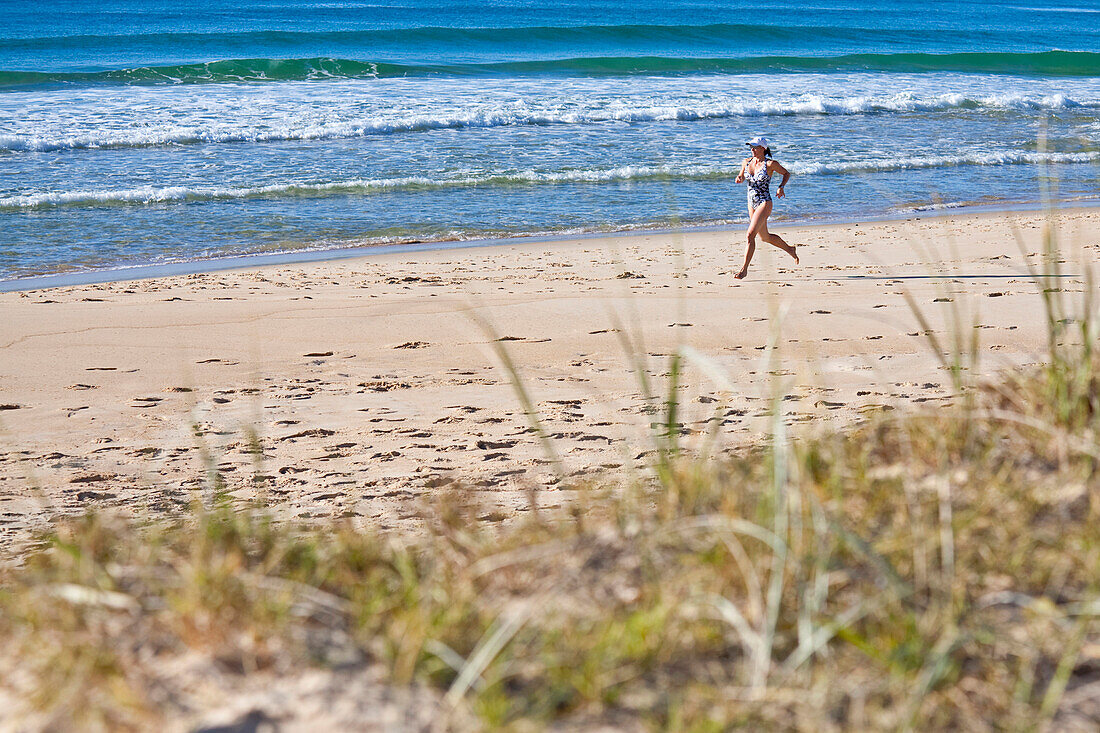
<box><xmin>769</xmin><ymin>160</ymin><xmax>791</xmax><ymax>197</ymax></box>
<box><xmin>734</xmin><ymin>157</ymin><xmax>749</xmax><ymax>184</ymax></box>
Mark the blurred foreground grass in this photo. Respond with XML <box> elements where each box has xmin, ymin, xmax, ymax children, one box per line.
<box><xmin>4</xmin><ymin>350</ymin><xmax>1100</xmax><ymax>731</ymax></box>
<box><xmin>3</xmin><ymin>213</ymin><xmax>1100</xmax><ymax>731</ymax></box>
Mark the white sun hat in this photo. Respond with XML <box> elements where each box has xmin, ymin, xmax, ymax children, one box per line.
<box><xmin>745</xmin><ymin>136</ymin><xmax>769</xmax><ymax>148</ymax></box>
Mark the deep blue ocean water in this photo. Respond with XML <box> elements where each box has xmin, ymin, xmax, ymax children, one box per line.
<box><xmin>1</xmin><ymin>0</ymin><xmax>1098</xmax><ymax>281</ymax></box>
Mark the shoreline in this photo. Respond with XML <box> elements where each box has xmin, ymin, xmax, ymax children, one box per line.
<box><xmin>4</xmin><ymin>198</ymin><xmax>1097</xmax><ymax>293</ymax></box>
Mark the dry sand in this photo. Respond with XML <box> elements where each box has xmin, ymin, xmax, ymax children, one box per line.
<box><xmin>1</xmin><ymin>207</ymin><xmax>1097</xmax><ymax>553</ymax></box>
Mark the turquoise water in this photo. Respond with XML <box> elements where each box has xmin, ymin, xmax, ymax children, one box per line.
<box><xmin>2</xmin><ymin>0</ymin><xmax>1098</xmax><ymax>281</ymax></box>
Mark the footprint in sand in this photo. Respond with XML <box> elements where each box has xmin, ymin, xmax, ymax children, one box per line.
<box><xmin>359</xmin><ymin>380</ymin><xmax>413</xmax><ymax>392</ymax></box>
<box><xmin>70</xmin><ymin>473</ymin><xmax>113</xmax><ymax>484</ymax></box>
<box><xmin>280</xmin><ymin>428</ymin><xmax>336</xmax><ymax>441</ymax></box>
<box><xmin>476</xmin><ymin>439</ymin><xmax>516</xmax><ymax>450</ymax></box>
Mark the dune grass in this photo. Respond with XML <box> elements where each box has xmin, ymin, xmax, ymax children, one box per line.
<box><xmin>2</xmin><ymin>210</ymin><xmax>1099</xmax><ymax>730</ymax></box>
<box><xmin>4</xmin><ymin>356</ymin><xmax>1100</xmax><ymax>728</ymax></box>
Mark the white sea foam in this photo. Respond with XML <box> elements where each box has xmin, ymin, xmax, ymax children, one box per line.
<box><xmin>0</xmin><ymin>167</ymin><xmax>708</xmax><ymax>208</ymax></box>
<box><xmin>5</xmin><ymin>151</ymin><xmax>1098</xmax><ymax>210</ymax></box>
<box><xmin>0</xmin><ymin>91</ymin><xmax>1092</xmax><ymax>152</ymax></box>
<box><xmin>0</xmin><ymin>178</ymin><xmax>440</xmax><ymax>208</ymax></box>
<box><xmin>789</xmin><ymin>151</ymin><xmax>1100</xmax><ymax>175</ymax></box>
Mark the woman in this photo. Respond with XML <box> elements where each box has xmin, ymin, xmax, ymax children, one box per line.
<box><xmin>733</xmin><ymin>136</ymin><xmax>798</xmax><ymax>279</ymax></box>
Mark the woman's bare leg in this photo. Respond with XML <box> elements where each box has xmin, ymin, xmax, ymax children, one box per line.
<box><xmin>757</xmin><ymin>218</ymin><xmax>798</xmax><ymax>263</ymax></box>
<box><xmin>736</xmin><ymin>202</ymin><xmax>770</xmax><ymax>279</ymax></box>
<box><xmin>735</xmin><ymin>240</ymin><xmax>756</xmax><ymax>280</ymax></box>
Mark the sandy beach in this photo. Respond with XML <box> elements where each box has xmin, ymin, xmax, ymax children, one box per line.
<box><xmin>1</xmin><ymin>207</ymin><xmax>1097</xmax><ymax>553</ymax></box>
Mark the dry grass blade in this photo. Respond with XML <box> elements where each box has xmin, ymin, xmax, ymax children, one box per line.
<box><xmin>902</xmin><ymin>628</ymin><xmax>965</xmax><ymax>732</ymax></box>
<box><xmin>652</xmin><ymin>514</ymin><xmax>785</xmax><ymax>554</ymax></box>
<box><xmin>756</xmin><ymin>396</ymin><xmax>790</xmax><ymax>691</ymax></box>
<box><xmin>47</xmin><ymin>583</ymin><xmax>140</xmax><ymax>612</ymax></box>
<box><xmin>780</xmin><ymin>598</ymin><xmax>875</xmax><ymax>676</ymax></box>
<box><xmin>706</xmin><ymin>594</ymin><xmax>763</xmax><ymax>669</ymax></box>
<box><xmin>444</xmin><ymin>592</ymin><xmax>545</xmax><ymax>708</ymax></box>
<box><xmin>468</xmin><ymin>537</ymin><xmax>574</xmax><ymax>578</ymax></box>
<box><xmin>1038</xmin><ymin>618</ymin><xmax>1089</xmax><ymax>724</ymax></box>
<box><xmin>461</xmin><ymin>303</ymin><xmax>565</xmax><ymax>479</ymax></box>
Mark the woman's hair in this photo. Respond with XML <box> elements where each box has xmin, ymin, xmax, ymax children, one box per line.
<box><xmin>764</xmin><ymin>147</ymin><xmax>772</xmax><ymax>158</ymax></box>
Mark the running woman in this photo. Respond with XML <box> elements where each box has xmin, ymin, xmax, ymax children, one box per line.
<box><xmin>733</xmin><ymin>136</ymin><xmax>798</xmax><ymax>279</ymax></box>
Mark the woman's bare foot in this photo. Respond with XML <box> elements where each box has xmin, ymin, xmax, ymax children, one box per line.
<box><xmin>735</xmin><ymin>267</ymin><xmax>748</xmax><ymax>280</ymax></box>
<box><xmin>790</xmin><ymin>245</ymin><xmax>799</xmax><ymax>264</ymax></box>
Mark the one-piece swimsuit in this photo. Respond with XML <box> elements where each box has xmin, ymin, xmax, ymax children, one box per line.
<box><xmin>746</xmin><ymin>159</ymin><xmax>771</xmax><ymax>210</ymax></box>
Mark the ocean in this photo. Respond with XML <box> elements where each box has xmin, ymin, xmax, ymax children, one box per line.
<box><xmin>1</xmin><ymin>0</ymin><xmax>1098</xmax><ymax>282</ymax></box>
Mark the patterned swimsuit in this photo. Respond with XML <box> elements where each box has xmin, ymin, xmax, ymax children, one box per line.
<box><xmin>746</xmin><ymin>159</ymin><xmax>771</xmax><ymax>210</ymax></box>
